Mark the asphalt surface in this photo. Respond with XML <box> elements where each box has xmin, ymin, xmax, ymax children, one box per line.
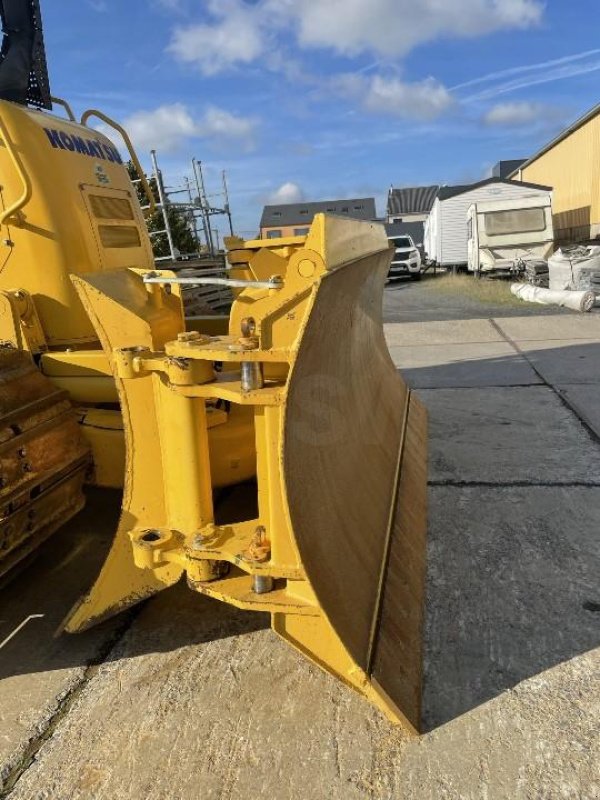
<box><xmin>1</xmin><ymin>279</ymin><xmax>599</xmax><ymax>799</ymax></box>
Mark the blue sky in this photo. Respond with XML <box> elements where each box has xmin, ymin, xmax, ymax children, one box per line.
<box><xmin>44</xmin><ymin>0</ymin><xmax>600</xmax><ymax>237</ymax></box>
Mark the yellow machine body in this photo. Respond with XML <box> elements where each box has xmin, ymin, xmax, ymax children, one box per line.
<box><xmin>0</xmin><ymin>100</ymin><xmax>154</xmax><ymax>348</ymax></box>
<box><xmin>0</xmin><ymin>100</ymin><xmax>254</xmax><ymax>555</ymax></box>
<box><xmin>63</xmin><ymin>215</ymin><xmax>428</xmax><ymax>732</ymax></box>
<box><xmin>0</xmin><ymin>100</ymin><xmax>155</xmax><ymax>489</ymax></box>
<box><xmin>0</xmin><ymin>97</ymin><xmax>427</xmax><ymax>729</ymax></box>
<box><xmin>0</xmin><ymin>100</ymin><xmax>155</xmax><ymax>564</ymax></box>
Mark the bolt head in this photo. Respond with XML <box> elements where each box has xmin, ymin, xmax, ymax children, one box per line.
<box><xmin>177</xmin><ymin>330</ymin><xmax>202</xmax><ymax>343</ymax></box>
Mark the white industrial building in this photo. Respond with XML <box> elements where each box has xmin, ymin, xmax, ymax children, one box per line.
<box><xmin>424</xmin><ymin>178</ymin><xmax>552</xmax><ymax>268</ymax></box>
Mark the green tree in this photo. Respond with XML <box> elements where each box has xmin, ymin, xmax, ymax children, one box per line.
<box><xmin>127</xmin><ymin>161</ymin><xmax>198</xmax><ymax>259</ymax></box>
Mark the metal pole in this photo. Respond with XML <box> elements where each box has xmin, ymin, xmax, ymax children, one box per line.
<box><xmin>150</xmin><ymin>149</ymin><xmax>177</xmax><ymax>262</ymax></box>
<box><xmin>194</xmin><ymin>158</ymin><xmax>215</xmax><ymax>257</ymax></box>
<box><xmin>184</xmin><ymin>176</ymin><xmax>201</xmax><ymax>252</ymax></box>
<box><xmin>214</xmin><ymin>228</ymin><xmax>221</xmax><ymax>253</ymax></box>
<box><xmin>198</xmin><ymin>160</ymin><xmax>215</xmax><ymax>256</ymax></box>
<box><xmin>222</xmin><ymin>170</ymin><xmax>234</xmax><ymax>236</ymax></box>
<box><xmin>192</xmin><ymin>157</ymin><xmax>212</xmax><ymax>257</ymax></box>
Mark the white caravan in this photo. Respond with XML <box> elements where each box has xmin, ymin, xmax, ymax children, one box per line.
<box><xmin>466</xmin><ymin>194</ymin><xmax>554</xmax><ymax>276</ymax></box>
<box><xmin>424</xmin><ymin>178</ymin><xmax>551</xmax><ymax>269</ymax></box>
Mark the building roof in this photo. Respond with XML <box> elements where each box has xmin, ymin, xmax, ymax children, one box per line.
<box><xmin>437</xmin><ymin>184</ymin><xmax>471</xmax><ymax>201</ymax></box>
<box><xmin>436</xmin><ymin>177</ymin><xmax>552</xmax><ymax>202</ymax></box>
<box><xmin>492</xmin><ymin>159</ymin><xmax>526</xmax><ymax>179</ymax></box>
<box><xmin>260</xmin><ymin>197</ymin><xmax>376</xmax><ymax>228</ymax></box>
<box><xmin>387</xmin><ymin>185</ymin><xmax>439</xmax><ymax>216</ymax></box>
<box><xmin>508</xmin><ymin>102</ymin><xmax>600</xmax><ymax>176</ymax></box>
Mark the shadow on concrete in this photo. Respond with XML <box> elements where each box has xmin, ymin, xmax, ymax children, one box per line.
<box><xmin>0</xmin><ymin>344</ymin><xmax>599</xmax><ymax>735</ymax></box>
<box><xmin>399</xmin><ymin>342</ymin><xmax>600</xmax><ymax>731</ymax></box>
<box><xmin>398</xmin><ymin>340</ymin><xmax>600</xmax><ymax>390</ymax></box>
<box><xmin>0</xmin><ymin>483</ymin><xmax>267</xmax><ymax>685</ymax></box>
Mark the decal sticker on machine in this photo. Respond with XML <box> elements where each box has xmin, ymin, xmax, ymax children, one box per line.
<box><xmin>43</xmin><ymin>127</ymin><xmax>123</xmax><ymax>164</ymax></box>
<box><xmin>94</xmin><ymin>164</ymin><xmax>110</xmax><ymax>185</ymax></box>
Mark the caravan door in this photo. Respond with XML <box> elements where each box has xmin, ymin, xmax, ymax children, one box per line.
<box><xmin>466</xmin><ymin>204</ymin><xmax>479</xmax><ymax>273</ymax></box>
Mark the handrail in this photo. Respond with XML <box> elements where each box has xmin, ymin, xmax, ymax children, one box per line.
<box><xmin>0</xmin><ymin>115</ymin><xmax>32</xmax><ymax>227</ymax></box>
<box><xmin>80</xmin><ymin>109</ymin><xmax>156</xmax><ymax>217</ymax></box>
<box><xmin>50</xmin><ymin>96</ymin><xmax>76</xmax><ymax>122</ymax></box>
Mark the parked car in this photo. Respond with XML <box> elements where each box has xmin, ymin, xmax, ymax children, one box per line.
<box><xmin>387</xmin><ymin>235</ymin><xmax>422</xmax><ymax>280</ymax></box>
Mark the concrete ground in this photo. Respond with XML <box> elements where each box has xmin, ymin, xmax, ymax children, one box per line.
<box><xmin>1</xmin><ymin>279</ymin><xmax>599</xmax><ymax>799</ymax></box>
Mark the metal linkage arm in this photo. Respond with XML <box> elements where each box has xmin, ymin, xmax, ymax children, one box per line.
<box><xmin>142</xmin><ymin>274</ymin><xmax>283</xmax><ymax>290</ymax></box>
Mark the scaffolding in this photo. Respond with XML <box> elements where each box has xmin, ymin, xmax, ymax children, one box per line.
<box><xmin>134</xmin><ymin>149</ymin><xmax>235</xmax><ymax>264</ymax></box>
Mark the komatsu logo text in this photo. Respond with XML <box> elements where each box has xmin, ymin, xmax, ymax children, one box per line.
<box><xmin>43</xmin><ymin>127</ymin><xmax>123</xmax><ymax>164</ymax></box>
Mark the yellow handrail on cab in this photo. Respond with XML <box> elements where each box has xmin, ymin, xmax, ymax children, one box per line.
<box><xmin>50</xmin><ymin>96</ymin><xmax>76</xmax><ymax>122</ymax></box>
<box><xmin>80</xmin><ymin>109</ymin><xmax>156</xmax><ymax>217</ymax></box>
<box><xmin>0</xmin><ymin>115</ymin><xmax>32</xmax><ymax>227</ymax></box>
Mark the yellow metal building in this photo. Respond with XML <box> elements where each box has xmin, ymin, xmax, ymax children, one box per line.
<box><xmin>511</xmin><ymin>102</ymin><xmax>600</xmax><ymax>243</ymax></box>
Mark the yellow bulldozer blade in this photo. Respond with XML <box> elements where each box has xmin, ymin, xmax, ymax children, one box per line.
<box><xmin>0</xmin><ymin>347</ymin><xmax>90</xmax><ymax>578</ymax></box>
<box><xmin>62</xmin><ymin>215</ymin><xmax>427</xmax><ymax>732</ymax></box>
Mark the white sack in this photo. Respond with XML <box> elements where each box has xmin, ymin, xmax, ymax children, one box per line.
<box><xmin>510</xmin><ymin>283</ymin><xmax>596</xmax><ymax>312</ymax></box>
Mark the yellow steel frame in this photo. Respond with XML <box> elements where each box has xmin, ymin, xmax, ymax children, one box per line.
<box><xmin>62</xmin><ymin>215</ymin><xmax>423</xmax><ymax>731</ymax></box>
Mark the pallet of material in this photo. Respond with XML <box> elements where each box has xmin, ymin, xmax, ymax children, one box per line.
<box><xmin>548</xmin><ymin>245</ymin><xmax>600</xmax><ymax>293</ymax></box>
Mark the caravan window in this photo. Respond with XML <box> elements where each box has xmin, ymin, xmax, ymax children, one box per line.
<box><xmin>484</xmin><ymin>207</ymin><xmax>546</xmax><ymax>236</ymax></box>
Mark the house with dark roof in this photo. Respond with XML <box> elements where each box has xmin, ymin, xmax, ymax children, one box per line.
<box><xmin>387</xmin><ymin>185</ymin><xmax>439</xmax><ymax>223</ymax></box>
<box><xmin>386</xmin><ymin>186</ymin><xmax>440</xmax><ymax>251</ymax></box>
<box><xmin>424</xmin><ymin>178</ymin><xmax>553</xmax><ymax>267</ymax></box>
<box><xmin>259</xmin><ymin>197</ymin><xmax>376</xmax><ymax>239</ymax></box>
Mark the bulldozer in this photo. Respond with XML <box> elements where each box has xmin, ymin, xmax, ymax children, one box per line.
<box><xmin>0</xmin><ymin>0</ymin><xmax>427</xmax><ymax>732</ymax></box>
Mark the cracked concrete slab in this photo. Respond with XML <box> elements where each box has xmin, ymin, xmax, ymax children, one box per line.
<box><xmin>0</xmin><ymin>490</ymin><xmax>122</xmax><ymax>793</ymax></box>
<box><xmin>2</xmin><ymin>287</ymin><xmax>599</xmax><ymax>799</ymax></box>
<box><xmin>387</xmin><ymin>342</ymin><xmax>540</xmax><ymax>388</ymax></box>
<box><xmin>493</xmin><ymin>314</ymin><xmax>600</xmax><ymax>343</ymax></box>
<box><xmin>423</xmin><ymin>486</ymin><xmax>600</xmax><ymax>730</ymax></box>
<box><xmin>419</xmin><ymin>385</ymin><xmax>600</xmax><ymax>483</ymax></box>
<box><xmin>6</xmin><ymin>486</ymin><xmax>599</xmax><ymax>800</ymax></box>
<box><xmin>384</xmin><ymin>319</ymin><xmax>503</xmax><ymax>346</ymax></box>
<box><xmin>512</xmin><ymin>339</ymin><xmax>600</xmax><ymax>385</ymax></box>
<box><xmin>557</xmin><ymin>384</ymin><xmax>600</xmax><ymax>439</ymax></box>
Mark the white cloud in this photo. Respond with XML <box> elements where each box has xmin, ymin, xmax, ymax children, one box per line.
<box><xmin>364</xmin><ymin>75</ymin><xmax>455</xmax><ymax>120</ymax></box>
<box><xmin>168</xmin><ymin>0</ymin><xmax>265</xmax><ymax>75</ymax></box>
<box><xmin>268</xmin><ymin>182</ymin><xmax>305</xmax><ymax>204</ymax></box>
<box><xmin>197</xmin><ymin>106</ymin><xmax>256</xmax><ymax>141</ymax></box>
<box><xmin>333</xmin><ymin>73</ymin><xmax>455</xmax><ymax>120</ymax></box>
<box><xmin>464</xmin><ymin>56</ymin><xmax>600</xmax><ymax>102</ymax></box>
<box><xmin>119</xmin><ymin>103</ymin><xmax>258</xmax><ymax>153</ymax></box>
<box><xmin>166</xmin><ymin>0</ymin><xmax>543</xmax><ymax>74</ymax></box>
<box><xmin>452</xmin><ymin>48</ymin><xmax>600</xmax><ymax>92</ymax></box>
<box><xmin>123</xmin><ymin>104</ymin><xmax>197</xmax><ymax>152</ymax></box>
<box><xmin>483</xmin><ymin>101</ymin><xmax>565</xmax><ymax>127</ymax></box>
<box><xmin>292</xmin><ymin>0</ymin><xmax>542</xmax><ymax>58</ymax></box>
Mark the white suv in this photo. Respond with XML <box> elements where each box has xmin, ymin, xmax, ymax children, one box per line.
<box><xmin>388</xmin><ymin>235</ymin><xmax>422</xmax><ymax>280</ymax></box>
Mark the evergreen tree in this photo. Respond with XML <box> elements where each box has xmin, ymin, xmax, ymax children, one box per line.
<box><xmin>127</xmin><ymin>161</ymin><xmax>198</xmax><ymax>259</ymax></box>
